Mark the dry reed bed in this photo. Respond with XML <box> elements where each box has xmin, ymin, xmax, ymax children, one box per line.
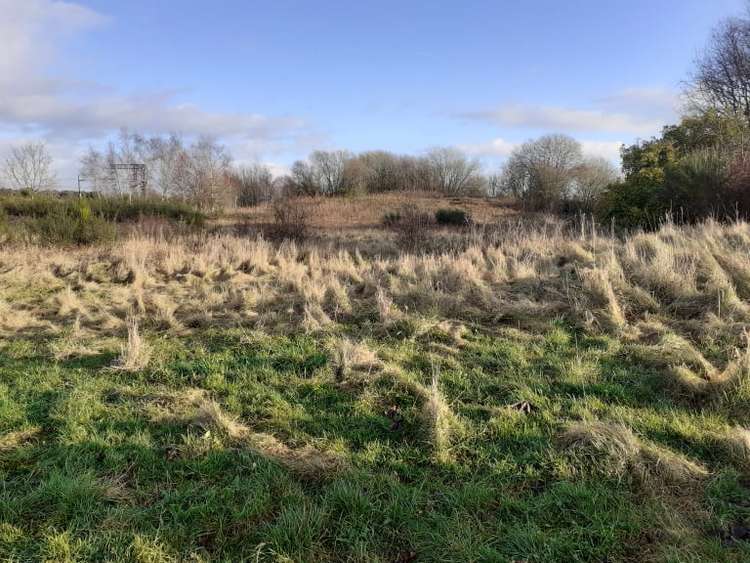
<box><xmin>1</xmin><ymin>219</ymin><xmax>750</xmax><ymax>404</ymax></box>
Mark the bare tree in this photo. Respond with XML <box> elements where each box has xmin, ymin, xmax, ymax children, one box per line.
<box><xmin>3</xmin><ymin>141</ymin><xmax>56</xmax><ymax>191</ymax></box>
<box><xmin>80</xmin><ymin>130</ymin><xmax>148</xmax><ymax>196</ymax></box>
<box><xmin>425</xmin><ymin>147</ymin><xmax>482</xmax><ymax>195</ymax></box>
<box><xmin>501</xmin><ymin>134</ymin><xmax>583</xmax><ymax>210</ymax></box>
<box><xmin>310</xmin><ymin>150</ymin><xmax>352</xmax><ymax>194</ymax></box>
<box><xmin>146</xmin><ymin>133</ymin><xmax>185</xmax><ymax>198</ymax></box>
<box><xmin>688</xmin><ymin>17</ymin><xmax>750</xmax><ymax>122</ymax></box>
<box><xmin>486</xmin><ymin>173</ymin><xmax>504</xmax><ymax>197</ymax></box>
<box><xmin>81</xmin><ymin>131</ymin><xmax>233</xmax><ymax>207</ymax></box>
<box><xmin>180</xmin><ymin>136</ymin><xmax>233</xmax><ymax>209</ymax></box>
<box><xmin>231</xmin><ymin>163</ymin><xmax>274</xmax><ymax>206</ymax></box>
<box><xmin>289</xmin><ymin>160</ymin><xmax>320</xmax><ymax>195</ymax></box>
<box><xmin>572</xmin><ymin>157</ymin><xmax>619</xmax><ymax>212</ymax></box>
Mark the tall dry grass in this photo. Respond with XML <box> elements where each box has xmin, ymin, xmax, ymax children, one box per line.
<box><xmin>1</xmin><ymin>217</ymin><xmax>749</xmax><ymax>400</ymax></box>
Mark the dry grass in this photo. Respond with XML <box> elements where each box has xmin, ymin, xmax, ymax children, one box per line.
<box><xmin>2</xmin><ymin>210</ymin><xmax>750</xmax><ymax>411</ymax></box>
<box><xmin>147</xmin><ymin>389</ymin><xmax>344</xmax><ymax>479</ymax></box>
<box><xmin>219</xmin><ymin>191</ymin><xmax>517</xmax><ymax>233</ymax></box>
<box><xmin>559</xmin><ymin>421</ymin><xmax>708</xmax><ymax>486</ymax></box>
<box><xmin>112</xmin><ymin>317</ymin><xmax>151</xmax><ymax>372</ymax></box>
<box><xmin>0</xmin><ymin>427</ymin><xmax>41</xmax><ymax>453</ymax></box>
<box><xmin>330</xmin><ymin>338</ymin><xmax>380</xmax><ymax>382</ymax></box>
<box><xmin>421</xmin><ymin>365</ymin><xmax>460</xmax><ymax>463</ymax></box>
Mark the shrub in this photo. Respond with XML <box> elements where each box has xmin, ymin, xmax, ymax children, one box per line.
<box><xmin>0</xmin><ymin>194</ymin><xmax>205</xmax><ymax>227</ymax></box>
<box><xmin>88</xmin><ymin>196</ymin><xmax>205</xmax><ymax>226</ymax></box>
<box><xmin>662</xmin><ymin>149</ymin><xmax>732</xmax><ymax>221</ymax></box>
<box><xmin>381</xmin><ymin>211</ymin><xmax>402</xmax><ymax>227</ymax></box>
<box><xmin>270</xmin><ymin>198</ymin><xmax>309</xmax><ymax>241</ymax></box>
<box><xmin>385</xmin><ymin>206</ymin><xmax>433</xmax><ymax>250</ymax></box>
<box><xmin>23</xmin><ymin>202</ymin><xmax>116</xmax><ymax>245</ymax></box>
<box><xmin>0</xmin><ymin>208</ymin><xmax>8</xmax><ymax>242</ymax></box>
<box><xmin>435</xmin><ymin>208</ymin><xmax>471</xmax><ymax>226</ymax></box>
<box><xmin>597</xmin><ymin>180</ymin><xmax>665</xmax><ymax>231</ymax></box>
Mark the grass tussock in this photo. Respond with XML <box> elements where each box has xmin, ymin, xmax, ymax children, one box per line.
<box><xmin>112</xmin><ymin>316</ymin><xmax>151</xmax><ymax>372</ymax></box>
<box><xmin>421</xmin><ymin>365</ymin><xmax>460</xmax><ymax>464</ymax></box>
<box><xmin>330</xmin><ymin>338</ymin><xmax>380</xmax><ymax>382</ymax></box>
<box><xmin>0</xmin><ymin>427</ymin><xmax>41</xmax><ymax>453</ymax></box>
<box><xmin>560</xmin><ymin>421</ymin><xmax>708</xmax><ymax>486</ymax></box>
<box><xmin>149</xmin><ymin>389</ymin><xmax>344</xmax><ymax>479</ymax></box>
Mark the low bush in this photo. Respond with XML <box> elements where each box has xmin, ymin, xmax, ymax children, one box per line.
<box><xmin>381</xmin><ymin>211</ymin><xmax>402</xmax><ymax>226</ymax></box>
<box><xmin>270</xmin><ymin>198</ymin><xmax>309</xmax><ymax>241</ymax></box>
<box><xmin>435</xmin><ymin>207</ymin><xmax>471</xmax><ymax>226</ymax></box>
<box><xmin>22</xmin><ymin>202</ymin><xmax>116</xmax><ymax>245</ymax></box>
<box><xmin>385</xmin><ymin>206</ymin><xmax>433</xmax><ymax>250</ymax></box>
<box><xmin>0</xmin><ymin>194</ymin><xmax>205</xmax><ymax>226</ymax></box>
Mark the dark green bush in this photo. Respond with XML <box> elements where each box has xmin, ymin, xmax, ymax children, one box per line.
<box><xmin>661</xmin><ymin>149</ymin><xmax>732</xmax><ymax>220</ymax></box>
<box><xmin>382</xmin><ymin>211</ymin><xmax>402</xmax><ymax>226</ymax></box>
<box><xmin>596</xmin><ymin>180</ymin><xmax>666</xmax><ymax>231</ymax></box>
<box><xmin>0</xmin><ymin>194</ymin><xmax>205</xmax><ymax>226</ymax></box>
<box><xmin>22</xmin><ymin>202</ymin><xmax>116</xmax><ymax>245</ymax></box>
<box><xmin>435</xmin><ymin>208</ymin><xmax>471</xmax><ymax>226</ymax></box>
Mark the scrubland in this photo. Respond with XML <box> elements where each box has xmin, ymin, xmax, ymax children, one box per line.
<box><xmin>1</xmin><ymin>198</ymin><xmax>750</xmax><ymax>561</ymax></box>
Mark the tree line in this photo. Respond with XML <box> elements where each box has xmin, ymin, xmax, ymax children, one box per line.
<box><xmin>1</xmin><ymin>131</ymin><xmax>616</xmax><ymax>212</ymax></box>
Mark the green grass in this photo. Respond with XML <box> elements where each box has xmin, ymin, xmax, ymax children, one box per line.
<box><xmin>2</xmin><ymin>321</ymin><xmax>749</xmax><ymax>562</ymax></box>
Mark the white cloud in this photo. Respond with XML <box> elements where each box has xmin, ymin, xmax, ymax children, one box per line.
<box><xmin>456</xmin><ymin>87</ymin><xmax>679</xmax><ymax>138</ymax></box>
<box><xmin>0</xmin><ymin>0</ymin><xmax>316</xmax><ymax>185</ymax></box>
<box><xmin>596</xmin><ymin>87</ymin><xmax>680</xmax><ymax>118</ymax></box>
<box><xmin>458</xmin><ymin>137</ymin><xmax>517</xmax><ymax>158</ymax></box>
<box><xmin>458</xmin><ymin>137</ymin><xmax>624</xmax><ymax>166</ymax></box>
<box><xmin>459</xmin><ymin>104</ymin><xmax>663</xmax><ymax>136</ymax></box>
<box><xmin>580</xmin><ymin>140</ymin><xmax>624</xmax><ymax>162</ymax></box>
<box><xmin>0</xmin><ymin>0</ymin><xmax>108</xmax><ymax>80</ymax></box>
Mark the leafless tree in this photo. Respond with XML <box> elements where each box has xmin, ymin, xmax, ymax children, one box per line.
<box><xmin>80</xmin><ymin>129</ymin><xmax>149</xmax><ymax>196</ymax></box>
<box><xmin>572</xmin><ymin>157</ymin><xmax>619</xmax><ymax>212</ymax></box>
<box><xmin>425</xmin><ymin>147</ymin><xmax>483</xmax><ymax>195</ymax></box>
<box><xmin>179</xmin><ymin>136</ymin><xmax>233</xmax><ymax>209</ymax></box>
<box><xmin>146</xmin><ymin>133</ymin><xmax>185</xmax><ymax>198</ymax></box>
<box><xmin>501</xmin><ymin>134</ymin><xmax>584</xmax><ymax>210</ymax></box>
<box><xmin>81</xmin><ymin>131</ymin><xmax>233</xmax><ymax>207</ymax></box>
<box><xmin>486</xmin><ymin>173</ymin><xmax>504</xmax><ymax>197</ymax></box>
<box><xmin>310</xmin><ymin>150</ymin><xmax>352</xmax><ymax>194</ymax></box>
<box><xmin>3</xmin><ymin>141</ymin><xmax>56</xmax><ymax>191</ymax></box>
<box><xmin>231</xmin><ymin>163</ymin><xmax>274</xmax><ymax>206</ymax></box>
<box><xmin>688</xmin><ymin>17</ymin><xmax>750</xmax><ymax>122</ymax></box>
<box><xmin>289</xmin><ymin>160</ymin><xmax>320</xmax><ymax>195</ymax></box>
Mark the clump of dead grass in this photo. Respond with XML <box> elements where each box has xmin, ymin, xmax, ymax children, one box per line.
<box><xmin>50</xmin><ymin>315</ymin><xmax>100</xmax><ymax>361</ymax></box>
<box><xmin>421</xmin><ymin>365</ymin><xmax>460</xmax><ymax>464</ymax></box>
<box><xmin>148</xmin><ymin>389</ymin><xmax>344</xmax><ymax>479</ymax></box>
<box><xmin>0</xmin><ymin>426</ymin><xmax>41</xmax><ymax>453</ymax></box>
<box><xmin>112</xmin><ymin>316</ymin><xmax>151</xmax><ymax>372</ymax></box>
<box><xmin>559</xmin><ymin>421</ymin><xmax>708</xmax><ymax>486</ymax></box>
<box><xmin>330</xmin><ymin>338</ymin><xmax>380</xmax><ymax>382</ymax></box>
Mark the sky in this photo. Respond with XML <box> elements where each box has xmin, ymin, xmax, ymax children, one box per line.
<box><xmin>1</xmin><ymin>0</ymin><xmax>747</xmax><ymax>186</ymax></box>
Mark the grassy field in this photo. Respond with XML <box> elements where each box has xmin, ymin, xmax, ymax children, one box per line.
<box><xmin>1</xmin><ymin>202</ymin><xmax>750</xmax><ymax>561</ymax></box>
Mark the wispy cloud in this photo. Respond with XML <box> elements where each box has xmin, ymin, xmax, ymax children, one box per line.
<box><xmin>458</xmin><ymin>138</ymin><xmax>517</xmax><ymax>158</ymax></box>
<box><xmin>458</xmin><ymin>137</ymin><xmax>623</xmax><ymax>165</ymax></box>
<box><xmin>455</xmin><ymin>88</ymin><xmax>679</xmax><ymax>138</ymax></box>
<box><xmin>457</xmin><ymin>104</ymin><xmax>662</xmax><ymax>136</ymax></box>
<box><xmin>0</xmin><ymin>0</ymin><xmax>316</xmax><ymax>182</ymax></box>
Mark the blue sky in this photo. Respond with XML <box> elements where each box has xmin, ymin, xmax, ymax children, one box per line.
<box><xmin>1</xmin><ymin>0</ymin><xmax>746</xmax><ymax>183</ymax></box>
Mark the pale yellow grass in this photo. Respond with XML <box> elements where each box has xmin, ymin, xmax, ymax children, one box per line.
<box><xmin>1</xmin><ymin>217</ymin><xmax>749</xmax><ymax>399</ymax></box>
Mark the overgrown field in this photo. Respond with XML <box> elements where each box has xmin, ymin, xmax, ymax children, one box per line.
<box><xmin>1</xmin><ymin>218</ymin><xmax>750</xmax><ymax>561</ymax></box>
